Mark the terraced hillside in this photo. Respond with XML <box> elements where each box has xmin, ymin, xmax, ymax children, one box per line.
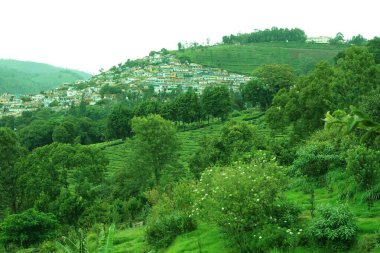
<box><xmin>174</xmin><ymin>42</ymin><xmax>346</xmax><ymax>75</ymax></box>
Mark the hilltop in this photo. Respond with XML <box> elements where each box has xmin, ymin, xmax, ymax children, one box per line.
<box><xmin>0</xmin><ymin>59</ymin><xmax>91</xmax><ymax>94</ymax></box>
<box><xmin>174</xmin><ymin>42</ymin><xmax>347</xmax><ymax>74</ymax></box>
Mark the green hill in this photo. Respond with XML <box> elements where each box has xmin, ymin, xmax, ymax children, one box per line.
<box><xmin>174</xmin><ymin>42</ymin><xmax>347</xmax><ymax>75</ymax></box>
<box><xmin>0</xmin><ymin>59</ymin><xmax>91</xmax><ymax>94</ymax></box>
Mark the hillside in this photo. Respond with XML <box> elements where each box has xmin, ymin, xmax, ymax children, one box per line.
<box><xmin>174</xmin><ymin>42</ymin><xmax>347</xmax><ymax>74</ymax></box>
<box><xmin>97</xmin><ymin>109</ymin><xmax>380</xmax><ymax>253</ymax></box>
<box><xmin>0</xmin><ymin>59</ymin><xmax>91</xmax><ymax>94</ymax></box>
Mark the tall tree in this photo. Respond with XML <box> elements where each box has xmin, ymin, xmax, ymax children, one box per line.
<box><xmin>0</xmin><ymin>128</ymin><xmax>25</xmax><ymax>214</ymax></box>
<box><xmin>201</xmin><ymin>86</ymin><xmax>231</xmax><ymax>121</ymax></box>
<box><xmin>243</xmin><ymin>64</ymin><xmax>296</xmax><ymax>109</ymax></box>
<box><xmin>107</xmin><ymin>104</ymin><xmax>133</xmax><ymax>139</ymax></box>
<box><xmin>130</xmin><ymin>115</ymin><xmax>180</xmax><ymax>186</ymax></box>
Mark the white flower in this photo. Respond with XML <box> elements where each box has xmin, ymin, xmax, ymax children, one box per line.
<box><xmin>259</xmin><ymin>236</ymin><xmax>262</xmax><ymax>239</ymax></box>
<box><xmin>256</xmin><ymin>199</ymin><xmax>260</xmax><ymax>202</ymax></box>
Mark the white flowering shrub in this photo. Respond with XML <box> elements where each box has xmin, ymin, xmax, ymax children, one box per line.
<box><xmin>193</xmin><ymin>156</ymin><xmax>300</xmax><ymax>252</ymax></box>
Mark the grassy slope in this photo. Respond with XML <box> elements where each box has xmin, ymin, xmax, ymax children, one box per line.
<box><xmin>0</xmin><ymin>59</ymin><xmax>91</xmax><ymax>94</ymax></box>
<box><xmin>98</xmin><ymin>110</ymin><xmax>380</xmax><ymax>253</ymax></box>
<box><xmin>174</xmin><ymin>42</ymin><xmax>346</xmax><ymax>75</ymax></box>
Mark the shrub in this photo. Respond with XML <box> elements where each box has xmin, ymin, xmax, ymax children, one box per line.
<box><xmin>0</xmin><ymin>209</ymin><xmax>58</xmax><ymax>248</ymax></box>
<box><xmin>308</xmin><ymin>204</ymin><xmax>357</xmax><ymax>251</ymax></box>
<box><xmin>146</xmin><ymin>212</ymin><xmax>195</xmax><ymax>248</ymax></box>
<box><xmin>193</xmin><ymin>158</ymin><xmax>300</xmax><ymax>252</ymax></box>
<box><xmin>145</xmin><ymin>182</ymin><xmax>196</xmax><ymax>249</ymax></box>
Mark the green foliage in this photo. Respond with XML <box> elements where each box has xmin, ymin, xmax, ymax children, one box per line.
<box><xmin>329</xmin><ymin>32</ymin><xmax>345</xmax><ymax>45</ymax></box>
<box><xmin>201</xmin><ymin>86</ymin><xmax>231</xmax><ymax>121</ymax></box>
<box><xmin>18</xmin><ymin>119</ymin><xmax>56</xmax><ymax>150</ymax></box>
<box><xmin>146</xmin><ymin>182</ymin><xmax>196</xmax><ymax>249</ymax></box>
<box><xmin>0</xmin><ymin>127</ymin><xmax>26</xmax><ymax>214</ymax></box>
<box><xmin>308</xmin><ymin>204</ymin><xmax>357</xmax><ymax>251</ymax></box>
<box><xmin>367</xmin><ymin>37</ymin><xmax>380</xmax><ymax>64</ymax></box>
<box><xmin>17</xmin><ymin>143</ymin><xmax>108</xmax><ymax>225</ymax></box>
<box><xmin>175</xmin><ymin>41</ymin><xmax>344</xmax><ymax>75</ymax></box>
<box><xmin>242</xmin><ymin>64</ymin><xmax>296</xmax><ymax>109</ymax></box>
<box><xmin>130</xmin><ymin>115</ymin><xmax>181</xmax><ymax>186</ymax></box>
<box><xmin>193</xmin><ymin>159</ymin><xmax>299</xmax><ymax>252</ymax></box>
<box><xmin>323</xmin><ymin>107</ymin><xmax>380</xmax><ymax>145</ymax></box>
<box><xmin>146</xmin><ymin>213</ymin><xmax>195</xmax><ymax>249</ymax></box>
<box><xmin>266</xmin><ymin>61</ymin><xmax>335</xmax><ymax>137</ymax></box>
<box><xmin>333</xmin><ymin>46</ymin><xmax>379</xmax><ymax>108</ymax></box>
<box><xmin>348</xmin><ymin>34</ymin><xmax>367</xmax><ymax>46</ymax></box>
<box><xmin>293</xmin><ymin>141</ymin><xmax>343</xmax><ymax>181</ymax></box>
<box><xmin>0</xmin><ymin>209</ymin><xmax>58</xmax><ymax>248</ymax></box>
<box><xmin>106</xmin><ymin>104</ymin><xmax>133</xmax><ymax>140</ymax></box>
<box><xmin>347</xmin><ymin>146</ymin><xmax>380</xmax><ymax>191</ymax></box>
<box><xmin>346</xmin><ymin>146</ymin><xmax>380</xmax><ymax>209</ymax></box>
<box><xmin>0</xmin><ymin>59</ymin><xmax>90</xmax><ymax>94</ymax></box>
<box><xmin>222</xmin><ymin>27</ymin><xmax>307</xmax><ymax>44</ymax></box>
<box><xmin>189</xmin><ymin>120</ymin><xmax>257</xmax><ymax>177</ymax></box>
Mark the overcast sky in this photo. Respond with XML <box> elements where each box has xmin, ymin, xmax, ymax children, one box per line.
<box><xmin>0</xmin><ymin>0</ymin><xmax>378</xmax><ymax>74</ymax></box>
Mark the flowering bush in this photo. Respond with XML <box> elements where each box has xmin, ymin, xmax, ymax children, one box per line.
<box><xmin>193</xmin><ymin>156</ymin><xmax>300</xmax><ymax>252</ymax></box>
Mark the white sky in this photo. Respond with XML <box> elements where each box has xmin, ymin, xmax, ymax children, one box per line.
<box><xmin>0</xmin><ymin>0</ymin><xmax>378</xmax><ymax>74</ymax></box>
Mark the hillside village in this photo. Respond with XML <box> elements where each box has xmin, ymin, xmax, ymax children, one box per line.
<box><xmin>0</xmin><ymin>52</ymin><xmax>251</xmax><ymax>117</ymax></box>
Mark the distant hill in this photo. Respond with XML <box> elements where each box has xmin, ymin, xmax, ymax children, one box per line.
<box><xmin>0</xmin><ymin>59</ymin><xmax>91</xmax><ymax>94</ymax></box>
<box><xmin>174</xmin><ymin>42</ymin><xmax>347</xmax><ymax>75</ymax></box>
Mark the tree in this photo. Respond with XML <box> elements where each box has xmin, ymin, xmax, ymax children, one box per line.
<box><xmin>173</xmin><ymin>90</ymin><xmax>202</xmax><ymax>124</ymax></box>
<box><xmin>243</xmin><ymin>64</ymin><xmax>296</xmax><ymax>109</ymax></box>
<box><xmin>293</xmin><ymin>140</ymin><xmax>343</xmax><ymax>216</ymax></box>
<box><xmin>333</xmin><ymin>46</ymin><xmax>379</xmax><ymax>109</ymax></box>
<box><xmin>367</xmin><ymin>37</ymin><xmax>380</xmax><ymax>64</ymax></box>
<box><xmin>17</xmin><ymin>143</ymin><xmax>108</xmax><ymax>225</ymax></box>
<box><xmin>329</xmin><ymin>32</ymin><xmax>345</xmax><ymax>45</ymax></box>
<box><xmin>190</xmin><ymin>121</ymin><xmax>258</xmax><ymax>177</ymax></box>
<box><xmin>131</xmin><ymin>115</ymin><xmax>180</xmax><ymax>186</ymax></box>
<box><xmin>266</xmin><ymin>61</ymin><xmax>336</xmax><ymax>138</ymax></box>
<box><xmin>308</xmin><ymin>205</ymin><xmax>357</xmax><ymax>251</ymax></box>
<box><xmin>0</xmin><ymin>128</ymin><xmax>26</xmax><ymax>214</ymax></box>
<box><xmin>348</xmin><ymin>34</ymin><xmax>366</xmax><ymax>45</ymax></box>
<box><xmin>201</xmin><ymin>86</ymin><xmax>231</xmax><ymax>121</ymax></box>
<box><xmin>0</xmin><ymin>209</ymin><xmax>58</xmax><ymax>248</ymax></box>
<box><xmin>107</xmin><ymin>104</ymin><xmax>133</xmax><ymax>139</ymax></box>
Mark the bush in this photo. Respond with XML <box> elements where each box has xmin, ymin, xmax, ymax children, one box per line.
<box><xmin>357</xmin><ymin>233</ymin><xmax>380</xmax><ymax>253</ymax></box>
<box><xmin>308</xmin><ymin>204</ymin><xmax>357</xmax><ymax>251</ymax></box>
<box><xmin>145</xmin><ymin>182</ymin><xmax>196</xmax><ymax>249</ymax></box>
<box><xmin>146</xmin><ymin>212</ymin><xmax>196</xmax><ymax>248</ymax></box>
<box><xmin>193</xmin><ymin>159</ymin><xmax>300</xmax><ymax>252</ymax></box>
<box><xmin>0</xmin><ymin>209</ymin><xmax>58</xmax><ymax>248</ymax></box>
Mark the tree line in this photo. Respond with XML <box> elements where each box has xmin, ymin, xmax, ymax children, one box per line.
<box><xmin>222</xmin><ymin>27</ymin><xmax>307</xmax><ymax>44</ymax></box>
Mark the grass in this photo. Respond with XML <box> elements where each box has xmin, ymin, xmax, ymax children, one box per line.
<box><xmin>174</xmin><ymin>42</ymin><xmax>346</xmax><ymax>75</ymax></box>
<box><xmin>163</xmin><ymin>224</ymin><xmax>227</xmax><ymax>253</ymax></box>
<box><xmin>112</xmin><ymin>226</ymin><xmax>148</xmax><ymax>253</ymax></box>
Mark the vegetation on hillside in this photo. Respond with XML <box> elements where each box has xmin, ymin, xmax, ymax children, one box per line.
<box><xmin>0</xmin><ymin>59</ymin><xmax>91</xmax><ymax>94</ymax></box>
<box><xmin>174</xmin><ymin>42</ymin><xmax>346</xmax><ymax>74</ymax></box>
<box><xmin>0</xmin><ymin>36</ymin><xmax>380</xmax><ymax>253</ymax></box>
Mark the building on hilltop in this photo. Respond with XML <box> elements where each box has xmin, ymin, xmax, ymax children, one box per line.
<box><xmin>306</xmin><ymin>36</ymin><xmax>332</xmax><ymax>44</ymax></box>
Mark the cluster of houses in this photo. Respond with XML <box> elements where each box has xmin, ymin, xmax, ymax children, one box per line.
<box><xmin>95</xmin><ymin>53</ymin><xmax>251</xmax><ymax>94</ymax></box>
<box><xmin>0</xmin><ymin>52</ymin><xmax>251</xmax><ymax>118</ymax></box>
